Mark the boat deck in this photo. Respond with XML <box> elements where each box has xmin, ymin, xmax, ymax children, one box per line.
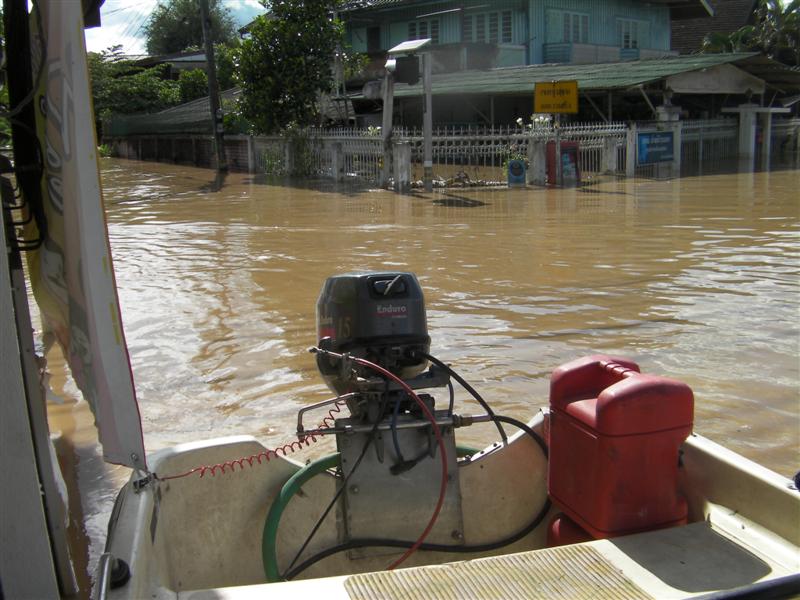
<box><xmin>178</xmin><ymin>516</ymin><xmax>799</xmax><ymax>599</ymax></box>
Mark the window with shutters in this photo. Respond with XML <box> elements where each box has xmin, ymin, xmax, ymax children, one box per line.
<box><xmin>501</xmin><ymin>11</ymin><xmax>512</xmax><ymax>43</ymax></box>
<box><xmin>408</xmin><ymin>19</ymin><xmax>439</xmax><ymax>44</ymax></box>
<box><xmin>617</xmin><ymin>18</ymin><xmax>648</xmax><ymax>49</ymax></box>
<box><xmin>562</xmin><ymin>12</ymin><xmax>589</xmax><ymax>43</ymax></box>
<box><xmin>463</xmin><ymin>10</ymin><xmax>514</xmax><ymax>44</ymax></box>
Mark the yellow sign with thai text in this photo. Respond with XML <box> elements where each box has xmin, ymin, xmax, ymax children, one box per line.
<box><xmin>534</xmin><ymin>80</ymin><xmax>578</xmax><ymax>114</ymax></box>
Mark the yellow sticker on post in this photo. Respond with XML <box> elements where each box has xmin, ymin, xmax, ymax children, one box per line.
<box><xmin>534</xmin><ymin>80</ymin><xmax>579</xmax><ymax>114</ymax></box>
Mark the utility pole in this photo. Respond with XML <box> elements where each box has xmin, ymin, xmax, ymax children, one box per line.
<box><xmin>423</xmin><ymin>53</ymin><xmax>433</xmax><ymax>192</ymax></box>
<box><xmin>199</xmin><ymin>0</ymin><xmax>227</xmax><ymax>172</ymax></box>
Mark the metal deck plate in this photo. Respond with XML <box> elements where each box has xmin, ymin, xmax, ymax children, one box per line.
<box><xmin>343</xmin><ymin>544</ymin><xmax>651</xmax><ymax>599</ymax></box>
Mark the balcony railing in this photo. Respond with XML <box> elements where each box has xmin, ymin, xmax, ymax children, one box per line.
<box><xmin>543</xmin><ymin>43</ymin><xmax>676</xmax><ymax>64</ymax></box>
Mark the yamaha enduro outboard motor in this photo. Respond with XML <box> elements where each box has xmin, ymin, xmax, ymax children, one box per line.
<box><xmin>315</xmin><ymin>272</ymin><xmax>458</xmax><ymax>427</ymax></box>
<box><xmin>315</xmin><ymin>272</ymin><xmax>430</xmax><ymax>396</ymax></box>
<box><xmin>307</xmin><ymin>272</ymin><xmax>466</xmax><ymax>551</ymax></box>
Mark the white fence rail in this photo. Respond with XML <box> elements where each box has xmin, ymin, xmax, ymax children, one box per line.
<box><xmin>107</xmin><ymin>117</ymin><xmax>800</xmax><ymax>187</ymax></box>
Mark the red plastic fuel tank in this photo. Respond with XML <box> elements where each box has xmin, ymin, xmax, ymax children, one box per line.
<box><xmin>547</xmin><ymin>355</ymin><xmax>694</xmax><ymax>541</ymax></box>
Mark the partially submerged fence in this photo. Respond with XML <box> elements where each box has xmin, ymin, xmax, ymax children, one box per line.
<box><xmin>105</xmin><ymin>117</ymin><xmax>800</xmax><ymax>187</ymax></box>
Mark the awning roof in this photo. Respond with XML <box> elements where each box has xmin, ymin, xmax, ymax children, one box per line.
<box><xmin>381</xmin><ymin>53</ymin><xmax>800</xmax><ymax>99</ymax></box>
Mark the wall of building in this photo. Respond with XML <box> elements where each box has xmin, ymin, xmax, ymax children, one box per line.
<box><xmin>346</xmin><ymin>0</ymin><xmax>529</xmax><ymax>53</ymax></box>
<box><xmin>347</xmin><ymin>0</ymin><xmax>671</xmax><ymax>68</ymax></box>
<box><xmin>529</xmin><ymin>0</ymin><xmax>671</xmax><ymax>63</ymax></box>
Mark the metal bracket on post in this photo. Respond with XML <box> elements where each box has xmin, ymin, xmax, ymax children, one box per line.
<box><xmin>380</xmin><ymin>72</ymin><xmax>394</xmax><ymax>187</ymax></box>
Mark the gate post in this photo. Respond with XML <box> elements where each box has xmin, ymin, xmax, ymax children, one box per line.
<box><xmin>527</xmin><ymin>139</ymin><xmax>546</xmax><ymax>185</ymax></box>
<box><xmin>393</xmin><ymin>140</ymin><xmax>411</xmax><ymax>193</ymax></box>
<box><xmin>331</xmin><ymin>141</ymin><xmax>343</xmax><ymax>182</ymax></box>
<box><xmin>284</xmin><ymin>139</ymin><xmax>294</xmax><ymax>175</ymax></box>
<box><xmin>603</xmin><ymin>136</ymin><xmax>618</xmax><ymax>174</ymax></box>
<box><xmin>247</xmin><ymin>135</ymin><xmax>256</xmax><ymax>174</ymax></box>
<box><xmin>626</xmin><ymin>124</ymin><xmax>636</xmax><ymax>178</ymax></box>
<box><xmin>656</xmin><ymin>104</ymin><xmax>682</xmax><ymax>178</ymax></box>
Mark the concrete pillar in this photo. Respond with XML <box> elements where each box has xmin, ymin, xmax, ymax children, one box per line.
<box><xmin>603</xmin><ymin>136</ymin><xmax>618</xmax><ymax>174</ymax></box>
<box><xmin>737</xmin><ymin>103</ymin><xmax>759</xmax><ymax>169</ymax></box>
<box><xmin>331</xmin><ymin>141</ymin><xmax>343</xmax><ymax>182</ymax></box>
<box><xmin>626</xmin><ymin>124</ymin><xmax>637</xmax><ymax>178</ymax></box>
<box><xmin>527</xmin><ymin>139</ymin><xmax>546</xmax><ymax>185</ymax></box>
<box><xmin>247</xmin><ymin>135</ymin><xmax>256</xmax><ymax>174</ymax></box>
<box><xmin>760</xmin><ymin>112</ymin><xmax>773</xmax><ymax>171</ymax></box>
<box><xmin>284</xmin><ymin>139</ymin><xmax>294</xmax><ymax>175</ymax></box>
<box><xmin>656</xmin><ymin>104</ymin><xmax>681</xmax><ymax>178</ymax></box>
<box><xmin>393</xmin><ymin>140</ymin><xmax>412</xmax><ymax>193</ymax></box>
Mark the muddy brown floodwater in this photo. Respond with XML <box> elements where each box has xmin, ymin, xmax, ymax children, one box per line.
<box><xmin>43</xmin><ymin>159</ymin><xmax>799</xmax><ymax>596</ymax></box>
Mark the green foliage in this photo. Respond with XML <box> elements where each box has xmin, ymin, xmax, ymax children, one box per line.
<box><xmin>214</xmin><ymin>43</ymin><xmax>240</xmax><ymax>91</ymax></box>
<box><xmin>1</xmin><ymin>9</ymin><xmax>12</xmax><ymax>144</ymax></box>
<box><xmin>88</xmin><ymin>48</ymin><xmax>180</xmax><ymax>119</ymax></box>
<box><xmin>97</xmin><ymin>144</ymin><xmax>112</xmax><ymax>157</ymax></box>
<box><xmin>144</xmin><ymin>0</ymin><xmax>237</xmax><ymax>55</ymax></box>
<box><xmin>284</xmin><ymin>125</ymin><xmax>316</xmax><ymax>176</ymax></box>
<box><xmin>702</xmin><ymin>0</ymin><xmax>799</xmax><ymax>66</ymax></box>
<box><xmin>222</xmin><ymin>104</ymin><xmax>251</xmax><ymax>135</ymax></box>
<box><xmin>178</xmin><ymin>68</ymin><xmax>208</xmax><ymax>103</ymax></box>
<box><xmin>238</xmin><ymin>1</ymin><xmax>345</xmax><ymax>134</ymax></box>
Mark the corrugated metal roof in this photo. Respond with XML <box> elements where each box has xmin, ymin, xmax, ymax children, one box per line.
<box><xmin>385</xmin><ymin>52</ymin><xmax>778</xmax><ymax>98</ymax></box>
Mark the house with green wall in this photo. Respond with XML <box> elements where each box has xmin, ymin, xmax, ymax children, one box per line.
<box><xmin>343</xmin><ymin>0</ymin><xmax>712</xmax><ymax>75</ymax></box>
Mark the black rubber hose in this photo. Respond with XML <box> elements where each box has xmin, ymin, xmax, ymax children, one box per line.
<box><xmin>418</xmin><ymin>351</ymin><xmax>508</xmax><ymax>444</ymax></box>
<box><xmin>283</xmin><ymin>414</ymin><xmax>550</xmax><ymax>581</ymax></box>
<box><xmin>493</xmin><ymin>414</ymin><xmax>548</xmax><ymax>458</ymax></box>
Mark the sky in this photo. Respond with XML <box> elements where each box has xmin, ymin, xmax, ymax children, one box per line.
<box><xmin>83</xmin><ymin>0</ymin><xmax>266</xmax><ymax>55</ymax></box>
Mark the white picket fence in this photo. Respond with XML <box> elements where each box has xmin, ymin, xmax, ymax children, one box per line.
<box><xmin>108</xmin><ymin>117</ymin><xmax>800</xmax><ymax>186</ymax></box>
<box><xmin>251</xmin><ymin>122</ymin><xmax>631</xmax><ymax>185</ymax></box>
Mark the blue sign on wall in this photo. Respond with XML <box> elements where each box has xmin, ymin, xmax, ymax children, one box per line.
<box><xmin>637</xmin><ymin>131</ymin><xmax>674</xmax><ymax>165</ymax></box>
<box><xmin>507</xmin><ymin>159</ymin><xmax>526</xmax><ymax>186</ymax></box>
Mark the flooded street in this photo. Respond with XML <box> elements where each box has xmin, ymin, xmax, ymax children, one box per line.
<box><xmin>45</xmin><ymin>159</ymin><xmax>799</xmax><ymax>593</ymax></box>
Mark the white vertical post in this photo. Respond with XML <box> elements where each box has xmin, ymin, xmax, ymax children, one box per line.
<box><xmin>673</xmin><ymin>119</ymin><xmax>682</xmax><ymax>178</ymax></box>
<box><xmin>603</xmin><ymin>136</ymin><xmax>617</xmax><ymax>174</ymax></box>
<box><xmin>554</xmin><ymin>114</ymin><xmax>561</xmax><ymax>186</ymax></box>
<box><xmin>528</xmin><ymin>139</ymin><xmax>546</xmax><ymax>185</ymax></box>
<box><xmin>423</xmin><ymin>53</ymin><xmax>433</xmax><ymax>192</ymax></box>
<box><xmin>331</xmin><ymin>141</ymin><xmax>343</xmax><ymax>182</ymax></box>
<box><xmin>626</xmin><ymin>123</ymin><xmax>637</xmax><ymax>178</ymax></box>
<box><xmin>760</xmin><ymin>112</ymin><xmax>773</xmax><ymax>171</ymax></box>
<box><xmin>247</xmin><ymin>135</ymin><xmax>256</xmax><ymax>174</ymax></box>
<box><xmin>393</xmin><ymin>140</ymin><xmax>412</xmax><ymax>193</ymax></box>
<box><xmin>739</xmin><ymin>104</ymin><xmax>758</xmax><ymax>159</ymax></box>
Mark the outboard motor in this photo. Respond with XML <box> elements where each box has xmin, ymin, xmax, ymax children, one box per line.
<box><xmin>307</xmin><ymin>272</ymin><xmax>465</xmax><ymax>552</ymax></box>
<box><xmin>315</xmin><ymin>272</ymin><xmax>430</xmax><ymax>395</ymax></box>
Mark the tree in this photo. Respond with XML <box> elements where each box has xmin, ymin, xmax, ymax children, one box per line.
<box><xmin>178</xmin><ymin>68</ymin><xmax>208</xmax><ymax>103</ymax></box>
<box><xmin>237</xmin><ymin>1</ymin><xmax>345</xmax><ymax>134</ymax></box>
<box><xmin>214</xmin><ymin>42</ymin><xmax>240</xmax><ymax>91</ymax></box>
<box><xmin>0</xmin><ymin>9</ymin><xmax>10</xmax><ymax>144</ymax></box>
<box><xmin>702</xmin><ymin>0</ymin><xmax>799</xmax><ymax>66</ymax></box>
<box><xmin>144</xmin><ymin>0</ymin><xmax>237</xmax><ymax>56</ymax></box>
<box><xmin>87</xmin><ymin>46</ymin><xmax>180</xmax><ymax>126</ymax></box>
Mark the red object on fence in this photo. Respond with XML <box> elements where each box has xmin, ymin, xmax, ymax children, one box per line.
<box><xmin>546</xmin><ymin>141</ymin><xmax>581</xmax><ymax>185</ymax></box>
<box><xmin>547</xmin><ymin>354</ymin><xmax>694</xmax><ymax>542</ymax></box>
